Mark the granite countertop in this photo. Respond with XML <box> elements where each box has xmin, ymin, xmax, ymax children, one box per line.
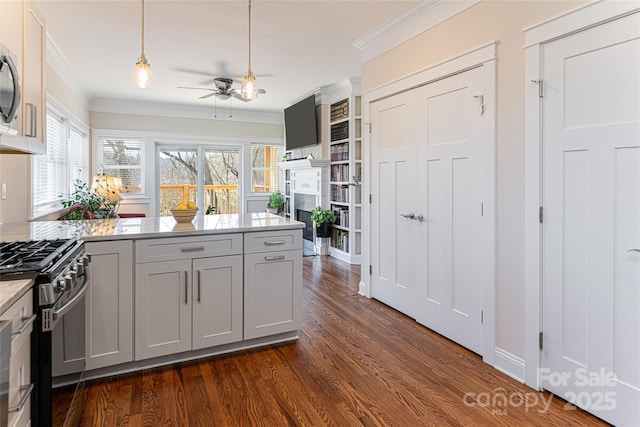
<box><xmin>0</xmin><ymin>213</ymin><xmax>304</xmax><ymax>242</ymax></box>
<box><xmin>0</xmin><ymin>279</ymin><xmax>32</xmax><ymax>315</ymax></box>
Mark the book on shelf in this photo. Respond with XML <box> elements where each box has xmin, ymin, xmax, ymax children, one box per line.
<box><xmin>330</xmin><ymin>99</ymin><xmax>349</xmax><ymax>122</ymax></box>
<box><xmin>330</xmin><ymin>143</ymin><xmax>349</xmax><ymax>162</ymax></box>
<box><xmin>330</xmin><ymin>164</ymin><xmax>349</xmax><ymax>182</ymax></box>
<box><xmin>330</xmin><ymin>122</ymin><xmax>349</xmax><ymax>142</ymax></box>
<box><xmin>331</xmin><ymin>229</ymin><xmax>349</xmax><ymax>252</ymax></box>
<box><xmin>330</xmin><ymin>184</ymin><xmax>349</xmax><ymax>203</ymax></box>
<box><xmin>331</xmin><ymin>205</ymin><xmax>349</xmax><ymax>227</ymax></box>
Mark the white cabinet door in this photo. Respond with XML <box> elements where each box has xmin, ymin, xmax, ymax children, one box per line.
<box><xmin>85</xmin><ymin>241</ymin><xmax>134</xmax><ymax>371</ymax></box>
<box><xmin>135</xmin><ymin>259</ymin><xmax>192</xmax><ymax>360</ymax></box>
<box><xmin>541</xmin><ymin>13</ymin><xmax>640</xmax><ymax>426</ymax></box>
<box><xmin>192</xmin><ymin>255</ymin><xmax>243</xmax><ymax>350</ymax></box>
<box><xmin>244</xmin><ymin>250</ymin><xmax>302</xmax><ymax>340</ymax></box>
<box><xmin>22</xmin><ymin>2</ymin><xmax>45</xmax><ymax>152</ymax></box>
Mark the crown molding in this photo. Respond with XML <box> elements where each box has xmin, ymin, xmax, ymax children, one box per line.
<box><xmin>46</xmin><ymin>33</ymin><xmax>92</xmax><ymax>108</ymax></box>
<box><xmin>89</xmin><ymin>98</ymin><xmax>284</xmax><ymax>125</ymax></box>
<box><xmin>288</xmin><ymin>76</ymin><xmax>361</xmax><ymax>107</ymax></box>
<box><xmin>353</xmin><ymin>0</ymin><xmax>481</xmax><ymax>64</ymax></box>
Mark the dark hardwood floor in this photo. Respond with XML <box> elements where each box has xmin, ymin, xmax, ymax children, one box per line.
<box><xmin>53</xmin><ymin>256</ymin><xmax>605</xmax><ymax>426</ymax></box>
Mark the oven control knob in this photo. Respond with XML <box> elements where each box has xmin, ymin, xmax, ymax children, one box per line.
<box><xmin>67</xmin><ymin>270</ymin><xmax>77</xmax><ymax>287</ymax></box>
<box><xmin>56</xmin><ymin>277</ymin><xmax>68</xmax><ymax>292</ymax></box>
<box><xmin>81</xmin><ymin>253</ymin><xmax>92</xmax><ymax>266</ymax></box>
<box><xmin>73</xmin><ymin>262</ymin><xmax>84</xmax><ymax>276</ymax></box>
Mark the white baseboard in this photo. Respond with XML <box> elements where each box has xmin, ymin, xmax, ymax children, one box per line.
<box><xmin>358</xmin><ymin>280</ymin><xmax>370</xmax><ymax>297</ymax></box>
<box><xmin>494</xmin><ymin>347</ymin><xmax>526</xmax><ymax>383</ymax></box>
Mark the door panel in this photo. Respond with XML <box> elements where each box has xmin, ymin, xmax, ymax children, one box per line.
<box><xmin>541</xmin><ymin>12</ymin><xmax>640</xmax><ymax>426</ymax></box>
<box><xmin>371</xmin><ymin>91</ymin><xmax>418</xmax><ymax>318</ymax></box>
<box><xmin>415</xmin><ymin>68</ymin><xmax>486</xmax><ymax>355</ymax></box>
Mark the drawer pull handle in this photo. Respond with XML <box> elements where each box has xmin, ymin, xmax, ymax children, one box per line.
<box><xmin>180</xmin><ymin>246</ymin><xmax>205</xmax><ymax>252</ymax></box>
<box><xmin>8</xmin><ymin>384</ymin><xmax>33</xmax><ymax>413</ymax></box>
<box><xmin>12</xmin><ymin>315</ymin><xmax>36</xmax><ymax>342</ymax></box>
<box><xmin>265</xmin><ymin>255</ymin><xmax>285</xmax><ymax>261</ymax></box>
<box><xmin>264</xmin><ymin>240</ymin><xmax>285</xmax><ymax>246</ymax></box>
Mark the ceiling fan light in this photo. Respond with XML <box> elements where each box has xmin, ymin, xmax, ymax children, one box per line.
<box><xmin>241</xmin><ymin>72</ymin><xmax>257</xmax><ymax>99</ymax></box>
<box><xmin>132</xmin><ymin>57</ymin><xmax>153</xmax><ymax>88</ymax></box>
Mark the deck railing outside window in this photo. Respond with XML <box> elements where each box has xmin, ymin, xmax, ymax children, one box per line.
<box><xmin>159</xmin><ymin>185</ymin><xmax>239</xmax><ymax>216</ymax></box>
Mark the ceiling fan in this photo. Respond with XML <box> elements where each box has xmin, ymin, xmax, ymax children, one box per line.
<box><xmin>178</xmin><ymin>77</ymin><xmax>265</xmax><ymax>102</ymax></box>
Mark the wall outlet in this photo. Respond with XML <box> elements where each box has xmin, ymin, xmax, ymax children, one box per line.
<box><xmin>1</xmin><ymin>183</ymin><xmax>6</xmax><ymax>200</ymax></box>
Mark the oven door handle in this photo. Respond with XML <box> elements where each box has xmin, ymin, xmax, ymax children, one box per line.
<box><xmin>50</xmin><ymin>271</ymin><xmax>90</xmax><ymax>325</ymax></box>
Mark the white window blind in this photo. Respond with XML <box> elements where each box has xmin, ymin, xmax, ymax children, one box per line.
<box><xmin>32</xmin><ymin>108</ymin><xmax>89</xmax><ymax>218</ymax></box>
<box><xmin>69</xmin><ymin>125</ymin><xmax>88</xmax><ymax>184</ymax></box>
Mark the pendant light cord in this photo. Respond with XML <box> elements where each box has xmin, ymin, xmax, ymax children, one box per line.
<box><xmin>141</xmin><ymin>0</ymin><xmax>146</xmax><ymax>60</ymax></box>
<box><xmin>247</xmin><ymin>0</ymin><xmax>252</xmax><ymax>74</ymax></box>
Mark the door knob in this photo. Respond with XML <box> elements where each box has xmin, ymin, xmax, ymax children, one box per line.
<box><xmin>400</xmin><ymin>212</ymin><xmax>415</xmax><ymax>219</ymax></box>
<box><xmin>628</xmin><ymin>249</ymin><xmax>640</xmax><ymax>253</ymax></box>
<box><xmin>415</xmin><ymin>214</ymin><xmax>425</xmax><ymax>222</ymax></box>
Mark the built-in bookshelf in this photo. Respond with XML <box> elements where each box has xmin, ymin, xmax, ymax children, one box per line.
<box><xmin>328</xmin><ymin>82</ymin><xmax>362</xmax><ymax>265</ymax></box>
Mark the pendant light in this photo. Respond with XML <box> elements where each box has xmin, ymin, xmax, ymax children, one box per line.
<box><xmin>241</xmin><ymin>0</ymin><xmax>257</xmax><ymax>99</ymax></box>
<box><xmin>132</xmin><ymin>0</ymin><xmax>153</xmax><ymax>88</ymax></box>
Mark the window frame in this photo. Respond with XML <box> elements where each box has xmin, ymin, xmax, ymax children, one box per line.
<box><xmin>93</xmin><ymin>135</ymin><xmax>146</xmax><ymax>198</ymax></box>
<box><xmin>250</xmin><ymin>142</ymin><xmax>283</xmax><ymax>194</ymax></box>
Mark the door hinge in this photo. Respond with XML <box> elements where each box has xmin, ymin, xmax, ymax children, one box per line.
<box><xmin>539</xmin><ymin>206</ymin><xmax>544</xmax><ymax>224</ymax></box>
<box><xmin>368</xmin><ymin>122</ymin><xmax>372</xmax><ymax>133</ymax></box>
<box><xmin>539</xmin><ymin>332</ymin><xmax>543</xmax><ymax>350</ymax></box>
<box><xmin>369</xmin><ymin>194</ymin><xmax>372</xmax><ymax>204</ymax></box>
<box><xmin>369</xmin><ymin>265</ymin><xmax>372</xmax><ymax>275</ymax></box>
<box><xmin>481</xmin><ymin>310</ymin><xmax>484</xmax><ymax>324</ymax></box>
<box><xmin>532</xmin><ymin>79</ymin><xmax>544</xmax><ymax>98</ymax></box>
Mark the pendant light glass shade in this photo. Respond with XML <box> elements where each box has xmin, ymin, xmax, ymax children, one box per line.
<box><xmin>133</xmin><ymin>0</ymin><xmax>152</xmax><ymax>88</ymax></box>
<box><xmin>241</xmin><ymin>71</ymin><xmax>257</xmax><ymax>99</ymax></box>
<box><xmin>132</xmin><ymin>56</ymin><xmax>153</xmax><ymax>88</ymax></box>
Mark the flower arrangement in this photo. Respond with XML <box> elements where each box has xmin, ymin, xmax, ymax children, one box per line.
<box><xmin>59</xmin><ymin>179</ymin><xmax>118</xmax><ymax>220</ymax></box>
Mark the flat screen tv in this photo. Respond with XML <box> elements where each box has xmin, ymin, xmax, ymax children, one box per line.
<box><xmin>284</xmin><ymin>95</ymin><xmax>318</xmax><ymax>151</ymax></box>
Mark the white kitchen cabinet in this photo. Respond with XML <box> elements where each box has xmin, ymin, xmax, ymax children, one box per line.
<box><xmin>0</xmin><ymin>289</ymin><xmax>34</xmax><ymax>427</ymax></box>
<box><xmin>135</xmin><ymin>259</ymin><xmax>192</xmax><ymax>360</ymax></box>
<box><xmin>22</xmin><ymin>1</ymin><xmax>46</xmax><ymax>153</ymax></box>
<box><xmin>84</xmin><ymin>241</ymin><xmax>134</xmax><ymax>370</ymax></box>
<box><xmin>0</xmin><ymin>0</ymin><xmax>46</xmax><ymax>154</ymax></box>
<box><xmin>244</xmin><ymin>231</ymin><xmax>303</xmax><ymax>340</ymax></box>
<box><xmin>192</xmin><ymin>255</ymin><xmax>243</xmax><ymax>350</ymax></box>
<box><xmin>135</xmin><ymin>234</ymin><xmax>244</xmax><ymax>360</ymax></box>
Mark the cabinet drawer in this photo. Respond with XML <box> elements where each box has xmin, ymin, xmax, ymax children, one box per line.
<box><xmin>0</xmin><ymin>290</ymin><xmax>34</xmax><ymax>356</ymax></box>
<box><xmin>244</xmin><ymin>230</ymin><xmax>302</xmax><ymax>254</ymax></box>
<box><xmin>9</xmin><ymin>334</ymin><xmax>31</xmax><ymax>427</ymax></box>
<box><xmin>136</xmin><ymin>234</ymin><xmax>242</xmax><ymax>263</ymax></box>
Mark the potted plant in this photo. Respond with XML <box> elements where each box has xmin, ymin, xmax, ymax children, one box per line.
<box><xmin>59</xmin><ymin>179</ymin><xmax>118</xmax><ymax>220</ymax></box>
<box><xmin>310</xmin><ymin>206</ymin><xmax>336</xmax><ymax>238</ymax></box>
<box><xmin>267</xmin><ymin>191</ymin><xmax>285</xmax><ymax>214</ymax></box>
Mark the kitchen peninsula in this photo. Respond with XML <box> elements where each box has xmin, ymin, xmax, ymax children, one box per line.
<box><xmin>0</xmin><ymin>213</ymin><xmax>304</xmax><ymax>382</ymax></box>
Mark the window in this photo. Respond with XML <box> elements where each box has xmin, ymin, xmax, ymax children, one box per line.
<box><xmin>99</xmin><ymin>139</ymin><xmax>144</xmax><ymax>194</ymax></box>
<box><xmin>32</xmin><ymin>107</ymin><xmax>89</xmax><ymax>217</ymax></box>
<box><xmin>251</xmin><ymin>143</ymin><xmax>282</xmax><ymax>193</ymax></box>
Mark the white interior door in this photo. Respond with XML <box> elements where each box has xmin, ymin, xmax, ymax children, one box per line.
<box><xmin>414</xmin><ymin>66</ymin><xmax>490</xmax><ymax>355</ymax></box>
<box><xmin>370</xmin><ymin>90</ymin><xmax>418</xmax><ymax>318</ymax></box>
<box><xmin>541</xmin><ymin>13</ymin><xmax>640</xmax><ymax>426</ymax></box>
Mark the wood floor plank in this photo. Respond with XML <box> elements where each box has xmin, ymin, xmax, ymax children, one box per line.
<box><xmin>54</xmin><ymin>255</ymin><xmax>606</xmax><ymax>426</ymax></box>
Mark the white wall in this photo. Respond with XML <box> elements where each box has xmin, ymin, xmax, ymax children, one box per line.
<box><xmin>360</xmin><ymin>0</ymin><xmax>586</xmax><ymax>375</ymax></box>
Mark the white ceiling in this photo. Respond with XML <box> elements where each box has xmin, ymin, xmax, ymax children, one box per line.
<box><xmin>34</xmin><ymin>0</ymin><xmax>416</xmax><ymax>118</ymax></box>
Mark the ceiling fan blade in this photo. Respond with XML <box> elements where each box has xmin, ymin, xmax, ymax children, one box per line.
<box><xmin>199</xmin><ymin>92</ymin><xmax>217</xmax><ymax>99</ymax></box>
<box><xmin>178</xmin><ymin>86</ymin><xmax>214</xmax><ymax>91</ymax></box>
<box><xmin>174</xmin><ymin>67</ymin><xmax>214</xmax><ymax>77</ymax></box>
<box><xmin>257</xmin><ymin>89</ymin><xmax>266</xmax><ymax>94</ymax></box>
<box><xmin>231</xmin><ymin>92</ymin><xmax>251</xmax><ymax>102</ymax></box>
